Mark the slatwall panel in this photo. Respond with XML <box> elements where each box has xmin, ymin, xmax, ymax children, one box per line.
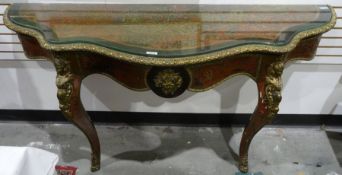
<box><xmin>0</xmin><ymin>3</ymin><xmax>342</xmax><ymax>63</ymax></box>
<box><xmin>0</xmin><ymin>3</ymin><xmax>26</xmax><ymax>61</ymax></box>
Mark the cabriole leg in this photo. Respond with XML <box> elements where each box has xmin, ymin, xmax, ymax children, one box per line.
<box><xmin>54</xmin><ymin>57</ymin><xmax>101</xmax><ymax>172</ymax></box>
<box><xmin>238</xmin><ymin>58</ymin><xmax>284</xmax><ymax>173</ymax></box>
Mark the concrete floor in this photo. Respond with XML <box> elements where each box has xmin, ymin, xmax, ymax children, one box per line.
<box><xmin>0</xmin><ymin>122</ymin><xmax>341</xmax><ymax>175</ymax></box>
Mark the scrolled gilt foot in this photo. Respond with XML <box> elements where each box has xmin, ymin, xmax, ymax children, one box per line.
<box><xmin>239</xmin><ymin>155</ymin><xmax>249</xmax><ymax>173</ymax></box>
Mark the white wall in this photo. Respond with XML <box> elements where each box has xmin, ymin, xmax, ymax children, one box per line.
<box><xmin>1</xmin><ymin>0</ymin><xmax>342</xmax><ymax>114</ymax></box>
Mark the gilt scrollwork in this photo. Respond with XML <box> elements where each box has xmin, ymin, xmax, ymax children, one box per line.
<box><xmin>239</xmin><ymin>155</ymin><xmax>249</xmax><ymax>173</ymax></box>
<box><xmin>264</xmin><ymin>57</ymin><xmax>285</xmax><ymax>119</ymax></box>
<box><xmin>53</xmin><ymin>53</ymin><xmax>74</xmax><ymax>115</ymax></box>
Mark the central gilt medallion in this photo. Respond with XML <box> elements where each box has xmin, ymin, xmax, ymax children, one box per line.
<box><xmin>147</xmin><ymin>67</ymin><xmax>190</xmax><ymax>98</ymax></box>
<box><xmin>154</xmin><ymin>69</ymin><xmax>183</xmax><ymax>95</ymax></box>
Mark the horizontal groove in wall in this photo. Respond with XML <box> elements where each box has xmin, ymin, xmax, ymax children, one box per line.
<box><xmin>0</xmin><ymin>59</ymin><xmax>46</xmax><ymax>61</ymax></box>
<box><xmin>322</xmin><ymin>36</ymin><xmax>342</xmax><ymax>39</ymax></box>
<box><xmin>0</xmin><ymin>33</ymin><xmax>16</xmax><ymax>35</ymax></box>
<box><xmin>316</xmin><ymin>54</ymin><xmax>342</xmax><ymax>57</ymax></box>
<box><xmin>293</xmin><ymin>62</ymin><xmax>342</xmax><ymax>65</ymax></box>
<box><xmin>0</xmin><ymin>42</ymin><xmax>20</xmax><ymax>44</ymax></box>
<box><xmin>319</xmin><ymin>46</ymin><xmax>342</xmax><ymax>48</ymax></box>
<box><xmin>0</xmin><ymin>51</ymin><xmax>23</xmax><ymax>53</ymax></box>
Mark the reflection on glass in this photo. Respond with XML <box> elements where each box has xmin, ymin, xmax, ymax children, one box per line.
<box><xmin>8</xmin><ymin>4</ymin><xmax>332</xmax><ymax>57</ymax></box>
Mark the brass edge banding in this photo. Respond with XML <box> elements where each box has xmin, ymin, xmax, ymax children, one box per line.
<box><xmin>21</xmin><ymin>50</ymin><xmax>49</xmax><ymax>60</ymax></box>
<box><xmin>98</xmin><ymin>72</ymin><xmax>150</xmax><ymax>92</ymax></box>
<box><xmin>4</xmin><ymin>5</ymin><xmax>337</xmax><ymax>66</ymax></box>
<box><xmin>144</xmin><ymin>67</ymin><xmax>152</xmax><ymax>92</ymax></box>
<box><xmin>188</xmin><ymin>55</ymin><xmax>286</xmax><ymax>93</ymax></box>
<box><xmin>185</xmin><ymin>67</ymin><xmax>193</xmax><ymax>91</ymax></box>
<box><xmin>286</xmin><ymin>57</ymin><xmax>316</xmax><ymax>64</ymax></box>
<box><xmin>188</xmin><ymin>72</ymin><xmax>256</xmax><ymax>92</ymax></box>
<box><xmin>256</xmin><ymin>56</ymin><xmax>263</xmax><ymax>80</ymax></box>
<box><xmin>23</xmin><ymin>55</ymin><xmax>49</xmax><ymax>60</ymax></box>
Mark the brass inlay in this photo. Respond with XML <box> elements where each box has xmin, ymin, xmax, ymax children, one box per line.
<box><xmin>3</xmin><ymin>6</ymin><xmax>336</xmax><ymax>66</ymax></box>
<box><xmin>153</xmin><ymin>69</ymin><xmax>183</xmax><ymax>95</ymax></box>
<box><xmin>100</xmin><ymin>72</ymin><xmax>149</xmax><ymax>92</ymax></box>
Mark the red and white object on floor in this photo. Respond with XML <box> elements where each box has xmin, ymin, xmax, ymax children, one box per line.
<box><xmin>55</xmin><ymin>165</ymin><xmax>78</xmax><ymax>175</ymax></box>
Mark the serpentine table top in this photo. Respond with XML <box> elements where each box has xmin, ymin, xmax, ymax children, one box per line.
<box><xmin>4</xmin><ymin>3</ymin><xmax>336</xmax><ymax>174</ymax></box>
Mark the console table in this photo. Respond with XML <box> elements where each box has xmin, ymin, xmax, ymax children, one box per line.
<box><xmin>4</xmin><ymin>3</ymin><xmax>336</xmax><ymax>173</ymax></box>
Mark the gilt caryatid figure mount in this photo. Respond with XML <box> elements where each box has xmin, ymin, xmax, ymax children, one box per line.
<box><xmin>4</xmin><ymin>3</ymin><xmax>336</xmax><ymax>173</ymax></box>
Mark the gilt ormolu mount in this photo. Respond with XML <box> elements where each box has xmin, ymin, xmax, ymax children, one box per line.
<box><xmin>4</xmin><ymin>3</ymin><xmax>336</xmax><ymax>173</ymax></box>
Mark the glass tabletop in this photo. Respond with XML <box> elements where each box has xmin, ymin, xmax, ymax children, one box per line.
<box><xmin>6</xmin><ymin>4</ymin><xmax>334</xmax><ymax>58</ymax></box>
